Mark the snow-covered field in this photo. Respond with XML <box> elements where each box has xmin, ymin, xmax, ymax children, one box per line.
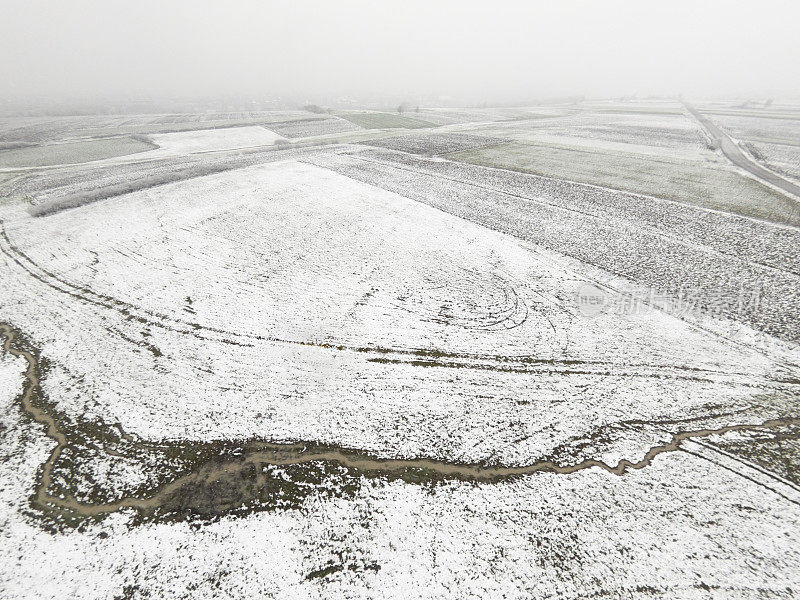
<box><xmin>147</xmin><ymin>126</ymin><xmax>286</xmax><ymax>154</ymax></box>
<box><xmin>477</xmin><ymin>110</ymin><xmax>712</xmax><ymax>154</ymax></box>
<box><xmin>1</xmin><ymin>159</ymin><xmax>794</xmax><ymax>455</ymax></box>
<box><xmin>0</xmin><ymin>137</ymin><xmax>156</xmax><ymax>168</ymax></box>
<box><xmin>1</xmin><ymin>103</ymin><xmax>799</xmax><ymax>598</ymax></box>
<box><xmin>1</xmin><ymin>377</ymin><xmax>799</xmax><ymax>599</ymax></box>
<box><xmin>712</xmin><ymin>112</ymin><xmax>800</xmax><ymax>146</ymax></box>
<box><xmin>360</xmin><ymin>132</ymin><xmax>505</xmax><ymax>155</ymax></box>
<box><xmin>747</xmin><ymin>141</ymin><xmax>800</xmax><ymax>184</ymax></box>
<box><xmin>264</xmin><ymin>116</ymin><xmax>361</xmax><ymax>138</ymax></box>
<box><xmin>0</xmin><ymin>111</ymin><xmax>314</xmax><ymax>146</ymax></box>
<box><xmin>445</xmin><ymin>108</ymin><xmax>800</xmax><ymax>226</ymax></box>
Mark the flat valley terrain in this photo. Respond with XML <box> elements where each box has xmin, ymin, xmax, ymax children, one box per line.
<box><xmin>1</xmin><ymin>100</ymin><xmax>799</xmax><ymax>599</ymax></box>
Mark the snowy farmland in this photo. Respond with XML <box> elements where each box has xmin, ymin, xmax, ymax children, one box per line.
<box><xmin>1</xmin><ymin>101</ymin><xmax>800</xmax><ymax>599</ymax></box>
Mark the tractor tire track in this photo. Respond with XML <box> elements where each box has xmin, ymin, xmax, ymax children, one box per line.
<box><xmin>2</xmin><ymin>221</ymin><xmax>787</xmax><ymax>385</ymax></box>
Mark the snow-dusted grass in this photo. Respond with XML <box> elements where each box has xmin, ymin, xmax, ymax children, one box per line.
<box><xmin>0</xmin><ymin>137</ymin><xmax>156</xmax><ymax>168</ymax></box>
<box><xmin>264</xmin><ymin>117</ymin><xmax>361</xmax><ymax>138</ymax></box>
<box><xmin>1</xmin><ymin>107</ymin><xmax>800</xmax><ymax>598</ymax></box>
<box><xmin>1</xmin><ymin>373</ymin><xmax>799</xmax><ymax>600</ymax></box>
<box><xmin>579</xmin><ymin>100</ymin><xmax>684</xmax><ymax>115</ymax></box>
<box><xmin>747</xmin><ymin>140</ymin><xmax>800</xmax><ymax>184</ymax></box>
<box><xmin>1</xmin><ymin>160</ymin><xmax>794</xmax><ymax>465</ymax></box>
<box><xmin>0</xmin><ymin>127</ymin><xmax>291</xmax><ymax>173</ymax></box>
<box><xmin>447</xmin><ymin>139</ymin><xmax>800</xmax><ymax>225</ymax></box>
<box><xmin>308</xmin><ymin>149</ymin><xmax>800</xmax><ymax>341</ymax></box>
<box><xmin>406</xmin><ymin>107</ymin><xmax>567</xmax><ymax>126</ymax></box>
<box><xmin>338</xmin><ymin>112</ymin><xmax>434</xmax><ymax>130</ymax></box>
<box><xmin>360</xmin><ymin>132</ymin><xmax>504</xmax><ymax>155</ymax></box>
<box><xmin>1</xmin><ymin>340</ymin><xmax>799</xmax><ymax>598</ymax></box>
<box><xmin>474</xmin><ymin>110</ymin><xmax>713</xmax><ymax>154</ymax></box>
<box><xmin>13</xmin><ymin>144</ymin><xmax>325</xmax><ymax>216</ymax></box>
<box><xmin>713</xmin><ymin>113</ymin><xmax>800</xmax><ymax>146</ymax></box>
<box><xmin>0</xmin><ymin>346</ymin><xmax>25</xmax><ymax>408</ymax></box>
<box><xmin>0</xmin><ymin>112</ymin><xmax>315</xmax><ymax>145</ymax></box>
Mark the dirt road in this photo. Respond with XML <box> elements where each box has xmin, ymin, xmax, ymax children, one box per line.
<box><xmin>684</xmin><ymin>101</ymin><xmax>800</xmax><ymax>201</ymax></box>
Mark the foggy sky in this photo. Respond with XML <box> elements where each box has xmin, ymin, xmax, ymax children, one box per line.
<box><xmin>3</xmin><ymin>0</ymin><xmax>799</xmax><ymax>105</ymax></box>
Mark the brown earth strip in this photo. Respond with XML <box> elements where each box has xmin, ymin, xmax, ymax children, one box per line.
<box><xmin>2</xmin><ymin>322</ymin><xmax>799</xmax><ymax>524</ymax></box>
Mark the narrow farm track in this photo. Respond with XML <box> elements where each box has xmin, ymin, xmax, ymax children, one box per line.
<box><xmin>2</xmin><ymin>322</ymin><xmax>800</xmax><ymax>520</ymax></box>
<box><xmin>684</xmin><ymin>102</ymin><xmax>800</xmax><ymax>202</ymax></box>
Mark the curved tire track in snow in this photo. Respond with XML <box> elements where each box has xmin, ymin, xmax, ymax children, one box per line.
<box><xmin>1</xmin><ymin>220</ymin><xmax>780</xmax><ymax>385</ymax></box>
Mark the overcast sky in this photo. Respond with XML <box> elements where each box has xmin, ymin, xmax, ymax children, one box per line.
<box><xmin>3</xmin><ymin>0</ymin><xmax>799</xmax><ymax>105</ymax></box>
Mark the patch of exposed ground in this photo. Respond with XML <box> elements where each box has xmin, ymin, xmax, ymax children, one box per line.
<box><xmin>3</xmin><ymin>323</ymin><xmax>798</xmax><ymax>530</ymax></box>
